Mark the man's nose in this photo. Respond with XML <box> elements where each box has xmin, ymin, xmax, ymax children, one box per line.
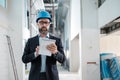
<box><xmin>43</xmin><ymin>23</ymin><xmax>46</xmax><ymax>26</ymax></box>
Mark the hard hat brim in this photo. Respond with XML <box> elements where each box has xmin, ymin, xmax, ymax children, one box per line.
<box><xmin>36</xmin><ymin>18</ymin><xmax>52</xmax><ymax>23</ymax></box>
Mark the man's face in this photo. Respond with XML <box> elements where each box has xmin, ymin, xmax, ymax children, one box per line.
<box><xmin>37</xmin><ymin>19</ymin><xmax>50</xmax><ymax>35</ymax></box>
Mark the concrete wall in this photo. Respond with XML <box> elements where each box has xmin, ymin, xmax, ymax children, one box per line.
<box><xmin>0</xmin><ymin>6</ymin><xmax>9</xmax><ymax>80</ymax></box>
<box><xmin>70</xmin><ymin>0</ymin><xmax>81</xmax><ymax>72</ymax></box>
<box><xmin>70</xmin><ymin>35</ymin><xmax>80</xmax><ymax>72</ymax></box>
<box><xmin>81</xmin><ymin>0</ymin><xmax>100</xmax><ymax>80</ymax></box>
<box><xmin>70</xmin><ymin>0</ymin><xmax>81</xmax><ymax>40</ymax></box>
<box><xmin>7</xmin><ymin>0</ymin><xmax>24</xmax><ymax>80</ymax></box>
<box><xmin>99</xmin><ymin>0</ymin><xmax>120</xmax><ymax>57</ymax></box>
<box><xmin>98</xmin><ymin>0</ymin><xmax>120</xmax><ymax>27</ymax></box>
<box><xmin>70</xmin><ymin>0</ymin><xmax>100</xmax><ymax>80</ymax></box>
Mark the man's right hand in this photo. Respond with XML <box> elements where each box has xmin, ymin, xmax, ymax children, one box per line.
<box><xmin>35</xmin><ymin>46</ymin><xmax>40</xmax><ymax>56</ymax></box>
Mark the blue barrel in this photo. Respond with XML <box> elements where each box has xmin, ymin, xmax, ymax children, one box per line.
<box><xmin>100</xmin><ymin>53</ymin><xmax>113</xmax><ymax>80</ymax></box>
<box><xmin>109</xmin><ymin>57</ymin><xmax>120</xmax><ymax>80</ymax></box>
<box><xmin>100</xmin><ymin>53</ymin><xmax>120</xmax><ymax>80</ymax></box>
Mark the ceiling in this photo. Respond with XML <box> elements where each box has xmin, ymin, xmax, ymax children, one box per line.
<box><xmin>101</xmin><ymin>17</ymin><xmax>120</xmax><ymax>34</ymax></box>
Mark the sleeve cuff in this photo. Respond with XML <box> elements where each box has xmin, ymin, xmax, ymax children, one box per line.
<box><xmin>53</xmin><ymin>52</ymin><xmax>59</xmax><ymax>58</ymax></box>
<box><xmin>34</xmin><ymin>52</ymin><xmax>38</xmax><ymax>57</ymax></box>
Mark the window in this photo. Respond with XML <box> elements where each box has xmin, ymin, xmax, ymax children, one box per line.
<box><xmin>0</xmin><ymin>0</ymin><xmax>7</xmax><ymax>8</ymax></box>
<box><xmin>98</xmin><ymin>0</ymin><xmax>106</xmax><ymax>7</ymax></box>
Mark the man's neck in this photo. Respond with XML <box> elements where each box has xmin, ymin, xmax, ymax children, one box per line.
<box><xmin>40</xmin><ymin>34</ymin><xmax>47</xmax><ymax>38</ymax></box>
<box><xmin>40</xmin><ymin>33</ymin><xmax>49</xmax><ymax>38</ymax></box>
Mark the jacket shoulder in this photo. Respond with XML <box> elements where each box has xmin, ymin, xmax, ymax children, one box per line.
<box><xmin>50</xmin><ymin>35</ymin><xmax>61</xmax><ymax>41</ymax></box>
<box><xmin>28</xmin><ymin>35</ymin><xmax>38</xmax><ymax>41</ymax></box>
<box><xmin>50</xmin><ymin>34</ymin><xmax>60</xmax><ymax>39</ymax></box>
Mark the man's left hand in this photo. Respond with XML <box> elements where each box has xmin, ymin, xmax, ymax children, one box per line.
<box><xmin>47</xmin><ymin>43</ymin><xmax>58</xmax><ymax>54</ymax></box>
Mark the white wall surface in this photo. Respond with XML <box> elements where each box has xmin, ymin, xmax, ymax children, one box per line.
<box><xmin>70</xmin><ymin>0</ymin><xmax>81</xmax><ymax>40</ymax></box>
<box><xmin>7</xmin><ymin>0</ymin><xmax>25</xmax><ymax>80</ymax></box>
<box><xmin>82</xmin><ymin>28</ymin><xmax>100</xmax><ymax>80</ymax></box>
<box><xmin>98</xmin><ymin>0</ymin><xmax>120</xmax><ymax>27</ymax></box>
<box><xmin>70</xmin><ymin>0</ymin><xmax>81</xmax><ymax>74</ymax></box>
<box><xmin>81</xmin><ymin>0</ymin><xmax>100</xmax><ymax>80</ymax></box>
<box><xmin>0</xmin><ymin>28</ymin><xmax>9</xmax><ymax>80</ymax></box>
<box><xmin>70</xmin><ymin>35</ymin><xmax>80</xmax><ymax>72</ymax></box>
<box><xmin>0</xmin><ymin>7</ymin><xmax>7</xmax><ymax>28</ymax></box>
<box><xmin>0</xmin><ymin>6</ymin><xmax>8</xmax><ymax>80</ymax></box>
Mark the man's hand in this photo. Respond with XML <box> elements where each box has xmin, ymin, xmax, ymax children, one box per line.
<box><xmin>47</xmin><ymin>43</ymin><xmax>58</xmax><ymax>54</ymax></box>
<box><xmin>35</xmin><ymin>46</ymin><xmax>40</xmax><ymax>56</ymax></box>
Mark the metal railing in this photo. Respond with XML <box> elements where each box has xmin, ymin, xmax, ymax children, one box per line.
<box><xmin>6</xmin><ymin>35</ymin><xmax>19</xmax><ymax>80</ymax></box>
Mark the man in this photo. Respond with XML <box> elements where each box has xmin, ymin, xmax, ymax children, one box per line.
<box><xmin>22</xmin><ymin>10</ymin><xmax>65</xmax><ymax>80</ymax></box>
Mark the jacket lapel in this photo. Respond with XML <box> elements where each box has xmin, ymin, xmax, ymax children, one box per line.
<box><xmin>34</xmin><ymin>35</ymin><xmax>39</xmax><ymax>46</ymax></box>
<box><xmin>49</xmin><ymin>35</ymin><xmax>54</xmax><ymax>40</ymax></box>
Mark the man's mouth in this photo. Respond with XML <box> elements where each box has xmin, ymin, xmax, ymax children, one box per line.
<box><xmin>41</xmin><ymin>27</ymin><xmax>47</xmax><ymax>31</ymax></box>
<box><xmin>39</xmin><ymin>27</ymin><xmax>48</xmax><ymax>34</ymax></box>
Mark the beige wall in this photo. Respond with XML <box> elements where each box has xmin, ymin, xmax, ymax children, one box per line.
<box><xmin>100</xmin><ymin>35</ymin><xmax>120</xmax><ymax>56</ymax></box>
<box><xmin>70</xmin><ymin>35</ymin><xmax>80</xmax><ymax>72</ymax></box>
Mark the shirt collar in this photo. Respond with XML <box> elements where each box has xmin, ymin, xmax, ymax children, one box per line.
<box><xmin>38</xmin><ymin>33</ymin><xmax>49</xmax><ymax>38</ymax></box>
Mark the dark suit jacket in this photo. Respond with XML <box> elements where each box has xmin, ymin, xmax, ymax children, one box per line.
<box><xmin>22</xmin><ymin>35</ymin><xmax>65</xmax><ymax>80</ymax></box>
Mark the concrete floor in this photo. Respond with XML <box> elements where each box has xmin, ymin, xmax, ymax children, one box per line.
<box><xmin>25</xmin><ymin>63</ymin><xmax>80</xmax><ymax>80</ymax></box>
<box><xmin>58</xmin><ymin>63</ymin><xmax>80</xmax><ymax>80</ymax></box>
